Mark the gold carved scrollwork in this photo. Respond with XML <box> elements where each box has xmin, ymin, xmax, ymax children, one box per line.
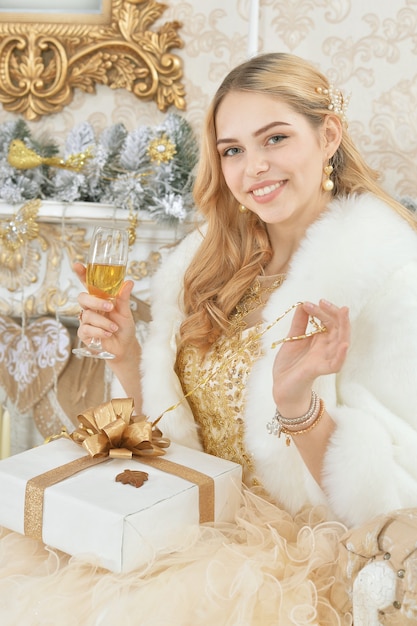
<box><xmin>0</xmin><ymin>216</ymin><xmax>90</xmax><ymax>317</ymax></box>
<box><xmin>0</xmin><ymin>0</ymin><xmax>186</xmax><ymax>121</ymax></box>
<box><xmin>128</xmin><ymin>251</ymin><xmax>161</xmax><ymax>280</ymax></box>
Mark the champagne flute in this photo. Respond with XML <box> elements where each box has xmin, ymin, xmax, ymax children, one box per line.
<box><xmin>73</xmin><ymin>226</ymin><xmax>129</xmax><ymax>359</ymax></box>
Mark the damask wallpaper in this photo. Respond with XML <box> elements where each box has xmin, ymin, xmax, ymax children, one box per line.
<box><xmin>0</xmin><ymin>0</ymin><xmax>416</xmax><ymax>199</ymax></box>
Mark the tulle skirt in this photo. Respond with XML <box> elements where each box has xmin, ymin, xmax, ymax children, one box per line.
<box><xmin>0</xmin><ymin>489</ymin><xmax>352</xmax><ymax>626</ymax></box>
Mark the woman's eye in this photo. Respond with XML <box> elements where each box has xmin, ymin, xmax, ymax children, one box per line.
<box><xmin>268</xmin><ymin>134</ymin><xmax>286</xmax><ymax>145</ymax></box>
<box><xmin>223</xmin><ymin>146</ymin><xmax>242</xmax><ymax>157</ymax></box>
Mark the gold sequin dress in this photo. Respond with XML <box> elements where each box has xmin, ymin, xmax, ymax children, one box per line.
<box><xmin>175</xmin><ymin>274</ymin><xmax>285</xmax><ymax>488</ymax></box>
<box><xmin>176</xmin><ymin>326</ymin><xmax>261</xmax><ymax>486</ymax></box>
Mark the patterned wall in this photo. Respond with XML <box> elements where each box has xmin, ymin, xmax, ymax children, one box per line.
<box><xmin>1</xmin><ymin>0</ymin><xmax>417</xmax><ymax>200</ymax></box>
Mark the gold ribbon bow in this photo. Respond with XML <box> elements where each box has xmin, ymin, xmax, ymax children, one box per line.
<box><xmin>70</xmin><ymin>398</ymin><xmax>170</xmax><ymax>459</ymax></box>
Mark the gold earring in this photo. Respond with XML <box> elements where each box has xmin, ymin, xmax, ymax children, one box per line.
<box><xmin>239</xmin><ymin>204</ymin><xmax>248</xmax><ymax>213</ymax></box>
<box><xmin>322</xmin><ymin>164</ymin><xmax>334</xmax><ymax>192</ymax></box>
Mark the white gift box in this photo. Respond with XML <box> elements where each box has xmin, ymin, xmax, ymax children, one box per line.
<box><xmin>0</xmin><ymin>438</ymin><xmax>242</xmax><ymax>573</ymax></box>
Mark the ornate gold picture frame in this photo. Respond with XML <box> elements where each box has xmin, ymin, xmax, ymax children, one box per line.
<box><xmin>0</xmin><ymin>0</ymin><xmax>185</xmax><ymax>120</ymax></box>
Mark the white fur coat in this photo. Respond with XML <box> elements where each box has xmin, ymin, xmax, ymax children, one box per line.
<box><xmin>141</xmin><ymin>193</ymin><xmax>417</xmax><ymax>528</ymax></box>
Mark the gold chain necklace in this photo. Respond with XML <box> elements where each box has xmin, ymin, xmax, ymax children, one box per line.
<box><xmin>153</xmin><ymin>301</ymin><xmax>326</xmax><ymax>428</ymax></box>
<box><xmin>229</xmin><ymin>274</ymin><xmax>286</xmax><ymax>332</ymax></box>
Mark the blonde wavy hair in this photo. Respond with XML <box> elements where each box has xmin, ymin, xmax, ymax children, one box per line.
<box><xmin>179</xmin><ymin>52</ymin><xmax>416</xmax><ymax>351</ymax></box>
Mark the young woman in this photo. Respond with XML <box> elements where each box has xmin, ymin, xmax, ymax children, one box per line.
<box><xmin>2</xmin><ymin>52</ymin><xmax>417</xmax><ymax>624</ymax></box>
<box><xmin>77</xmin><ymin>51</ymin><xmax>417</xmax><ymax>527</ymax></box>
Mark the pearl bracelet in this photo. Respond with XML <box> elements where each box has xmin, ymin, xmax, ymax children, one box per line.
<box><xmin>279</xmin><ymin>399</ymin><xmax>325</xmax><ymax>446</ymax></box>
<box><xmin>277</xmin><ymin>391</ymin><xmax>319</xmax><ymax>426</ymax></box>
<box><xmin>266</xmin><ymin>390</ymin><xmax>318</xmax><ymax>436</ymax></box>
<box><xmin>266</xmin><ymin>391</ymin><xmax>324</xmax><ymax>446</ymax></box>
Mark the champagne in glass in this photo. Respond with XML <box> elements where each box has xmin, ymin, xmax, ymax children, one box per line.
<box><xmin>72</xmin><ymin>226</ymin><xmax>129</xmax><ymax>359</ymax></box>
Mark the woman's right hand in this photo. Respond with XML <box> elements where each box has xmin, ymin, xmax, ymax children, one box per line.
<box><xmin>73</xmin><ymin>262</ymin><xmax>138</xmax><ymax>364</ymax></box>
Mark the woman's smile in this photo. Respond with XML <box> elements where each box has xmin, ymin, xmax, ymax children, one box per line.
<box><xmin>250</xmin><ymin>180</ymin><xmax>286</xmax><ymax>200</ymax></box>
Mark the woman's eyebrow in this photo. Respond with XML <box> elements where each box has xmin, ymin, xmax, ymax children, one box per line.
<box><xmin>216</xmin><ymin>121</ymin><xmax>291</xmax><ymax>146</ymax></box>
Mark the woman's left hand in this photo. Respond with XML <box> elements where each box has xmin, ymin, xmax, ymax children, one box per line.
<box><xmin>272</xmin><ymin>299</ymin><xmax>350</xmax><ymax>415</ymax></box>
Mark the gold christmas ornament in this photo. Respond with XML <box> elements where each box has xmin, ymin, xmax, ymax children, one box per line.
<box><xmin>0</xmin><ymin>199</ymin><xmax>41</xmax><ymax>252</ymax></box>
<box><xmin>7</xmin><ymin>139</ymin><xmax>92</xmax><ymax>172</ymax></box>
<box><xmin>147</xmin><ymin>135</ymin><xmax>177</xmax><ymax>164</ymax></box>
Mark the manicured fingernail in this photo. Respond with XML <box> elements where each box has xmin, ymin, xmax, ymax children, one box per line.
<box><xmin>103</xmin><ymin>301</ymin><xmax>113</xmax><ymax>311</ymax></box>
<box><xmin>109</xmin><ymin>324</ymin><xmax>118</xmax><ymax>332</ymax></box>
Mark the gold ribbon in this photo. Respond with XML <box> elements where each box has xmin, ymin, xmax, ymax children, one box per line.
<box><xmin>24</xmin><ymin>398</ymin><xmax>215</xmax><ymax>541</ymax></box>
<box><xmin>70</xmin><ymin>397</ymin><xmax>170</xmax><ymax>459</ymax></box>
<box><xmin>139</xmin><ymin>457</ymin><xmax>214</xmax><ymax>524</ymax></box>
<box><xmin>24</xmin><ymin>455</ymin><xmax>107</xmax><ymax>540</ymax></box>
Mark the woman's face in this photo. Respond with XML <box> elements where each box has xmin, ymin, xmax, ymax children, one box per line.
<box><xmin>215</xmin><ymin>91</ymin><xmax>334</xmax><ymax>232</ymax></box>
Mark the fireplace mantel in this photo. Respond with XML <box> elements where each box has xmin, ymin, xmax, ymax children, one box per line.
<box><xmin>0</xmin><ymin>200</ymin><xmax>190</xmax><ymax>319</ymax></box>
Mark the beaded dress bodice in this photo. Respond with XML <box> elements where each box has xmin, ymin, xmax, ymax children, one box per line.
<box><xmin>176</xmin><ymin>327</ymin><xmax>261</xmax><ymax>484</ymax></box>
<box><xmin>175</xmin><ymin>274</ymin><xmax>284</xmax><ymax>486</ymax></box>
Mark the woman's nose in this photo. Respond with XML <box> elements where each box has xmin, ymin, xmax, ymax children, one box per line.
<box><xmin>245</xmin><ymin>150</ymin><xmax>269</xmax><ymax>176</ymax></box>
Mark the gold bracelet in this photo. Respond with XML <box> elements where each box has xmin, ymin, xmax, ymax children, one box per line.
<box><xmin>280</xmin><ymin>399</ymin><xmax>326</xmax><ymax>446</ymax></box>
